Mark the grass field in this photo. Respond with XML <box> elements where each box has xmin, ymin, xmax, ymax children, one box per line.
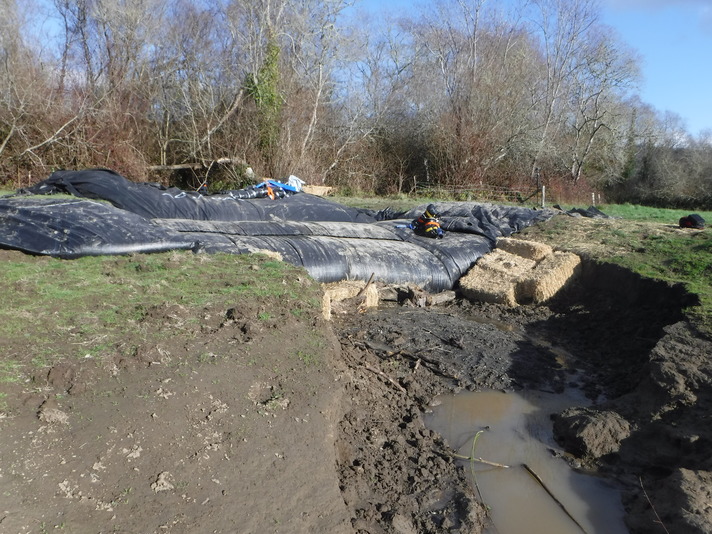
<box><xmin>524</xmin><ymin>204</ymin><xmax>711</xmax><ymax>330</ymax></box>
<box><xmin>600</xmin><ymin>203</ymin><xmax>712</xmax><ymax>223</ymax></box>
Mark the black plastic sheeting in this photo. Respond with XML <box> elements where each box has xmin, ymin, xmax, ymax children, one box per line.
<box><xmin>154</xmin><ymin>219</ymin><xmax>494</xmax><ymax>288</ymax></box>
<box><xmin>2</xmin><ymin>169</ymin><xmax>556</xmax><ymax>291</ymax></box>
<box><xmin>0</xmin><ymin>196</ymin><xmax>196</xmax><ymax>258</ymax></box>
<box><xmin>22</xmin><ymin>168</ymin><xmax>376</xmax><ymax>223</ymax></box>
<box><xmin>564</xmin><ymin>205</ymin><xmax>614</xmax><ymax>219</ymax></box>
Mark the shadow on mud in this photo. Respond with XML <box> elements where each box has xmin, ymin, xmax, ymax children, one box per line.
<box><xmin>334</xmin><ymin>258</ymin><xmax>707</xmax><ymax>534</ymax></box>
<box><xmin>511</xmin><ymin>259</ymin><xmax>698</xmax><ymax>400</ymax></box>
<box><xmin>477</xmin><ymin>259</ymin><xmax>705</xmax><ymax>534</ymax></box>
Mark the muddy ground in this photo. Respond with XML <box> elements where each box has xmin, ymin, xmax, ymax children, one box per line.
<box><xmin>334</xmin><ymin>262</ymin><xmax>712</xmax><ymax>534</ymax></box>
<box><xmin>1</xmin><ymin>234</ymin><xmax>712</xmax><ymax>533</ymax></box>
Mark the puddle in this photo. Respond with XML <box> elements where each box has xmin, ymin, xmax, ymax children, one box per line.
<box><xmin>424</xmin><ymin>389</ymin><xmax>628</xmax><ymax>534</ymax></box>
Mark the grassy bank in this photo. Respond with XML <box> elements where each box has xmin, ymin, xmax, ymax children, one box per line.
<box><xmin>0</xmin><ymin>251</ymin><xmax>321</xmax><ymax>388</ymax></box>
<box><xmin>521</xmin><ymin>204</ymin><xmax>711</xmax><ymax>330</ymax></box>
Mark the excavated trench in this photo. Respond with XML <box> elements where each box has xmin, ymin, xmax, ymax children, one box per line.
<box><xmin>333</xmin><ymin>258</ymin><xmax>709</xmax><ymax>534</ymax></box>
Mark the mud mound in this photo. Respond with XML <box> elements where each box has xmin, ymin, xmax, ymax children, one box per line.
<box><xmin>0</xmin><ymin>297</ymin><xmax>354</xmax><ymax>533</ymax></box>
<box><xmin>333</xmin><ymin>255</ymin><xmax>711</xmax><ymax>534</ymax></box>
<box><xmin>335</xmin><ymin>342</ymin><xmax>485</xmax><ymax>533</ymax></box>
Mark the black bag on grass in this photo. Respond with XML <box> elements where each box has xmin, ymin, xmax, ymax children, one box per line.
<box><xmin>679</xmin><ymin>214</ymin><xmax>705</xmax><ymax>229</ymax></box>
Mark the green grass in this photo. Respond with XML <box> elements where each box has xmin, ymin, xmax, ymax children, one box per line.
<box><xmin>607</xmin><ymin>229</ymin><xmax>711</xmax><ymax>321</ymax></box>
<box><xmin>0</xmin><ymin>360</ymin><xmax>23</xmax><ymax>384</ymax></box>
<box><xmin>599</xmin><ymin>203</ymin><xmax>712</xmax><ymax>223</ymax></box>
<box><xmin>296</xmin><ymin>350</ymin><xmax>319</xmax><ymax>366</ymax></box>
<box><xmin>2</xmin><ymin>252</ymin><xmax>310</xmax><ymax>321</ymax></box>
<box><xmin>520</xmin><ymin>203</ymin><xmax>712</xmax><ymax>330</ymax></box>
<box><xmin>0</xmin><ymin>251</ymin><xmax>320</xmax><ymax>384</ymax></box>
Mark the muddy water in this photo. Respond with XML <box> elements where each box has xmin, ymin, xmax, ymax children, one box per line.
<box><xmin>424</xmin><ymin>390</ymin><xmax>628</xmax><ymax>534</ymax></box>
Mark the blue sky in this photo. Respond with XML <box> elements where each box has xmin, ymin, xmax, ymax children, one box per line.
<box><xmin>356</xmin><ymin>0</ymin><xmax>712</xmax><ymax>138</ymax></box>
<box><xmin>602</xmin><ymin>0</ymin><xmax>712</xmax><ymax>137</ymax></box>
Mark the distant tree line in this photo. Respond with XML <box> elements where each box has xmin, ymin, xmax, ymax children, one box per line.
<box><xmin>1</xmin><ymin>0</ymin><xmax>710</xmax><ymax>207</ymax></box>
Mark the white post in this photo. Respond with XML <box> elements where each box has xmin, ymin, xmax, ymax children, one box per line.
<box><xmin>592</xmin><ymin>192</ymin><xmax>595</xmax><ymax>206</ymax></box>
<box><xmin>541</xmin><ymin>185</ymin><xmax>546</xmax><ymax>208</ymax></box>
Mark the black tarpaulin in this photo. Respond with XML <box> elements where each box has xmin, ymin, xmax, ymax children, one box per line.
<box><xmin>152</xmin><ymin>219</ymin><xmax>494</xmax><ymax>290</ymax></box>
<box><xmin>3</xmin><ymin>169</ymin><xmax>557</xmax><ymax>291</ymax></box>
<box><xmin>23</xmin><ymin>168</ymin><xmax>377</xmax><ymax>223</ymax></box>
<box><xmin>0</xmin><ymin>197</ymin><xmax>196</xmax><ymax>258</ymax></box>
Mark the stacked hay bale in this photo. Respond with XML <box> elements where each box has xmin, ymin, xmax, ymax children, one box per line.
<box><xmin>497</xmin><ymin>238</ymin><xmax>552</xmax><ymax>262</ymax></box>
<box><xmin>458</xmin><ymin>249</ymin><xmax>537</xmax><ymax>306</ymax></box>
<box><xmin>302</xmin><ymin>185</ymin><xmax>334</xmax><ymax>196</ymax></box>
<box><xmin>321</xmin><ymin>280</ymin><xmax>379</xmax><ymax>320</ymax></box>
<box><xmin>517</xmin><ymin>251</ymin><xmax>581</xmax><ymax>303</ymax></box>
<box><xmin>459</xmin><ymin>237</ymin><xmax>580</xmax><ymax>306</ymax></box>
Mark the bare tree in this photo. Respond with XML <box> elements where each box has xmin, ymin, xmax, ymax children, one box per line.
<box><xmin>564</xmin><ymin>26</ymin><xmax>640</xmax><ymax>183</ymax></box>
<box><xmin>0</xmin><ymin>0</ymin><xmax>83</xmax><ymax>175</ymax></box>
<box><xmin>0</xmin><ymin>0</ymin><xmax>23</xmax><ymax>162</ymax></box>
<box><xmin>524</xmin><ymin>0</ymin><xmax>600</xmax><ymax>177</ymax></box>
<box><xmin>281</xmin><ymin>0</ymin><xmax>349</xmax><ymax>170</ymax></box>
<box><xmin>0</xmin><ymin>0</ymin><xmax>698</xmax><ymax>204</ymax></box>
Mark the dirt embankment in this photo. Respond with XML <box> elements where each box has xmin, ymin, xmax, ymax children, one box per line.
<box><xmin>552</xmin><ymin>263</ymin><xmax>712</xmax><ymax>534</ymax></box>
<box><xmin>0</xmin><ymin>290</ymin><xmax>357</xmax><ymax>533</ymax></box>
<box><xmin>1</xmin><ymin>248</ymin><xmax>711</xmax><ymax>534</ymax></box>
<box><xmin>0</xmin><ymin>247</ymin><xmax>485</xmax><ymax>534</ymax></box>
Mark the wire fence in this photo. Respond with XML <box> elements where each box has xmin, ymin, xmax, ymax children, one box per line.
<box><xmin>415</xmin><ymin>183</ymin><xmax>602</xmax><ymax>207</ymax></box>
<box><xmin>416</xmin><ymin>183</ymin><xmax>538</xmax><ymax>205</ymax></box>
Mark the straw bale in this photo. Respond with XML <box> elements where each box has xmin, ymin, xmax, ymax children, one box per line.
<box><xmin>517</xmin><ymin>251</ymin><xmax>581</xmax><ymax>303</ymax></box>
<box><xmin>426</xmin><ymin>290</ymin><xmax>457</xmax><ymax>306</ymax></box>
<box><xmin>321</xmin><ymin>280</ymin><xmax>379</xmax><ymax>320</ymax></box>
<box><xmin>477</xmin><ymin>248</ymin><xmax>536</xmax><ymax>276</ymax></box>
<box><xmin>302</xmin><ymin>185</ymin><xmax>334</xmax><ymax>196</ymax></box>
<box><xmin>458</xmin><ymin>265</ymin><xmax>518</xmax><ymax>307</ymax></box>
<box><xmin>497</xmin><ymin>237</ymin><xmax>553</xmax><ymax>262</ymax></box>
